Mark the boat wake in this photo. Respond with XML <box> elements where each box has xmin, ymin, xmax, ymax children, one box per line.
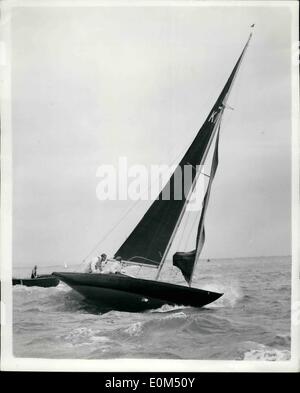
<box><xmin>196</xmin><ymin>279</ymin><xmax>243</xmax><ymax>308</ymax></box>
<box><xmin>149</xmin><ymin>304</ymin><xmax>188</xmax><ymax>313</ymax></box>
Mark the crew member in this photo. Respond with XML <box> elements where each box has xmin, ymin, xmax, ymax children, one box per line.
<box><xmin>31</xmin><ymin>265</ymin><xmax>38</xmax><ymax>279</ymax></box>
<box><xmin>84</xmin><ymin>258</ymin><xmax>97</xmax><ymax>273</ymax></box>
<box><xmin>95</xmin><ymin>253</ymin><xmax>107</xmax><ymax>272</ymax></box>
<box><xmin>101</xmin><ymin>256</ymin><xmax>121</xmax><ymax>274</ymax></box>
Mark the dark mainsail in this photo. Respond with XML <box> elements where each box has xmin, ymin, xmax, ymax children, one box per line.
<box><xmin>114</xmin><ymin>32</ymin><xmax>253</xmax><ymax>268</ymax></box>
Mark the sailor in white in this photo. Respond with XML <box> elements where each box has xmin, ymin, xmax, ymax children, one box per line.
<box><xmin>95</xmin><ymin>253</ymin><xmax>108</xmax><ymax>272</ymax></box>
<box><xmin>84</xmin><ymin>257</ymin><xmax>97</xmax><ymax>273</ymax></box>
<box><xmin>84</xmin><ymin>253</ymin><xmax>107</xmax><ymax>273</ymax></box>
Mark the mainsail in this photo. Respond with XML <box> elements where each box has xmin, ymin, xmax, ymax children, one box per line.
<box><xmin>114</xmin><ymin>31</ymin><xmax>253</xmax><ymax>274</ymax></box>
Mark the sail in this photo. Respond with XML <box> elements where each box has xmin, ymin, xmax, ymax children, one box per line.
<box><xmin>173</xmin><ymin>128</ymin><xmax>220</xmax><ymax>285</ymax></box>
<box><xmin>114</xmin><ymin>33</ymin><xmax>252</xmax><ymax>267</ymax></box>
<box><xmin>173</xmin><ymin>250</ymin><xmax>196</xmax><ymax>283</ymax></box>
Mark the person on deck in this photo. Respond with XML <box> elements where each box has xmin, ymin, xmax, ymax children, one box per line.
<box><xmin>101</xmin><ymin>256</ymin><xmax>121</xmax><ymax>274</ymax></box>
<box><xmin>95</xmin><ymin>253</ymin><xmax>107</xmax><ymax>272</ymax></box>
<box><xmin>84</xmin><ymin>253</ymin><xmax>108</xmax><ymax>273</ymax></box>
<box><xmin>31</xmin><ymin>265</ymin><xmax>38</xmax><ymax>279</ymax></box>
<box><xmin>84</xmin><ymin>258</ymin><xmax>97</xmax><ymax>273</ymax></box>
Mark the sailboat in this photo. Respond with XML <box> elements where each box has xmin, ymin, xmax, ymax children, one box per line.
<box><xmin>53</xmin><ymin>29</ymin><xmax>253</xmax><ymax>312</ymax></box>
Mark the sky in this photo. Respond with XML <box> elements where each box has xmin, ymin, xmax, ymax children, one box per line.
<box><xmin>11</xmin><ymin>3</ymin><xmax>295</xmax><ymax>267</ymax></box>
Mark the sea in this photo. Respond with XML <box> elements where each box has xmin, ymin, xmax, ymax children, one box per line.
<box><xmin>13</xmin><ymin>256</ymin><xmax>291</xmax><ymax>360</ymax></box>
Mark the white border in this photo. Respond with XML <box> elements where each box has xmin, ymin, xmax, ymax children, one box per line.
<box><xmin>1</xmin><ymin>0</ymin><xmax>299</xmax><ymax>372</ymax></box>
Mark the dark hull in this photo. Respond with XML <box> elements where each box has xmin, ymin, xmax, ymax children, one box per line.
<box><xmin>53</xmin><ymin>272</ymin><xmax>223</xmax><ymax>312</ymax></box>
<box><xmin>12</xmin><ymin>275</ymin><xmax>60</xmax><ymax>288</ymax></box>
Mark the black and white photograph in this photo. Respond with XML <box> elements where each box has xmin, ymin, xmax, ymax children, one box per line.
<box><xmin>1</xmin><ymin>0</ymin><xmax>299</xmax><ymax>372</ymax></box>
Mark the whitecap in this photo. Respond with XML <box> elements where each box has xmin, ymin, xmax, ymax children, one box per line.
<box><xmin>90</xmin><ymin>336</ymin><xmax>111</xmax><ymax>343</ymax></box>
<box><xmin>149</xmin><ymin>304</ymin><xmax>187</xmax><ymax>313</ymax></box>
<box><xmin>162</xmin><ymin>311</ymin><xmax>188</xmax><ymax>320</ymax></box>
<box><xmin>124</xmin><ymin>322</ymin><xmax>143</xmax><ymax>336</ymax></box>
<box><xmin>243</xmin><ymin>348</ymin><xmax>290</xmax><ymax>361</ymax></box>
<box><xmin>241</xmin><ymin>341</ymin><xmax>291</xmax><ymax>361</ymax></box>
<box><xmin>63</xmin><ymin>327</ymin><xmax>94</xmax><ymax>343</ymax></box>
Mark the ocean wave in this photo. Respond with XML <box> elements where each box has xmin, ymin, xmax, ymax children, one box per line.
<box><xmin>124</xmin><ymin>322</ymin><xmax>143</xmax><ymax>337</ymax></box>
<box><xmin>240</xmin><ymin>341</ymin><xmax>290</xmax><ymax>361</ymax></box>
<box><xmin>162</xmin><ymin>311</ymin><xmax>188</xmax><ymax>320</ymax></box>
<box><xmin>268</xmin><ymin>334</ymin><xmax>291</xmax><ymax>347</ymax></box>
<box><xmin>122</xmin><ymin>308</ymin><xmax>233</xmax><ymax>341</ymax></box>
<box><xmin>149</xmin><ymin>304</ymin><xmax>187</xmax><ymax>313</ymax></box>
<box><xmin>13</xmin><ymin>320</ymin><xmax>46</xmax><ymax>332</ymax></box>
<box><xmin>122</xmin><ymin>351</ymin><xmax>183</xmax><ymax>359</ymax></box>
<box><xmin>12</xmin><ymin>258</ymin><xmax>291</xmax><ymax>360</ymax></box>
<box><xmin>182</xmin><ymin>314</ymin><xmax>234</xmax><ymax>335</ymax></box>
<box><xmin>122</xmin><ymin>311</ymin><xmax>189</xmax><ymax>339</ymax></box>
<box><xmin>243</xmin><ymin>348</ymin><xmax>290</xmax><ymax>361</ymax></box>
<box><xmin>14</xmin><ymin>284</ymin><xmax>105</xmax><ymax>315</ymax></box>
<box><xmin>62</xmin><ymin>327</ymin><xmax>112</xmax><ymax>347</ymax></box>
<box><xmin>13</xmin><ymin>282</ymin><xmax>69</xmax><ymax>294</ymax></box>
